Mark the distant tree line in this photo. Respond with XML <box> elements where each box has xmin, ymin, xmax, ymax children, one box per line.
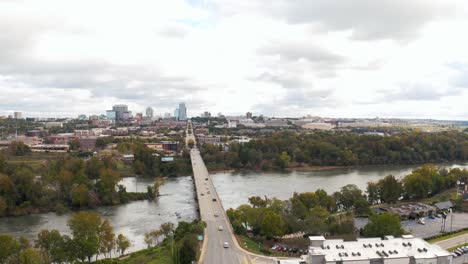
<box><xmin>200</xmin><ymin>131</ymin><xmax>468</xmax><ymax>171</ymax></box>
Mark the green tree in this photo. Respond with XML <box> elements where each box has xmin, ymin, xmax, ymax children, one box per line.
<box><xmin>278</xmin><ymin>151</ymin><xmax>291</xmax><ymax>169</ymax></box>
<box><xmin>160</xmin><ymin>222</ymin><xmax>175</xmax><ymax>239</ymax></box>
<box><xmin>9</xmin><ymin>141</ymin><xmax>31</xmax><ymax>156</ymax></box>
<box><xmin>35</xmin><ymin>229</ymin><xmax>67</xmax><ymax>264</ymax></box>
<box><xmin>379</xmin><ymin>175</ymin><xmax>403</xmax><ymax>203</ymax></box>
<box><xmin>0</xmin><ymin>234</ymin><xmax>20</xmax><ymax>263</ymax></box>
<box><xmin>362</xmin><ymin>212</ymin><xmax>403</xmax><ymax>238</ymax></box>
<box><xmin>19</xmin><ymin>248</ymin><xmax>43</xmax><ymax>264</ymax></box>
<box><xmin>366</xmin><ymin>182</ymin><xmax>380</xmax><ymax>205</ymax></box>
<box><xmin>178</xmin><ymin>235</ymin><xmax>197</xmax><ymax>264</ymax></box>
<box><xmin>68</xmin><ymin>211</ymin><xmax>102</xmax><ymax>262</ymax></box>
<box><xmin>259</xmin><ymin>210</ymin><xmax>285</xmax><ymax>238</ymax></box>
<box><xmin>403</xmin><ymin>172</ymin><xmax>433</xmax><ymax>199</ymax></box>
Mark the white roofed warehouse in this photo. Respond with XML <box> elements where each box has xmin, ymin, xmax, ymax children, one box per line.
<box><xmin>306</xmin><ymin>235</ymin><xmax>452</xmax><ymax>264</ymax></box>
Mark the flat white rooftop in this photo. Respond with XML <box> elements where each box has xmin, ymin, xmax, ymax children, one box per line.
<box><xmin>309</xmin><ymin>236</ymin><xmax>451</xmax><ymax>262</ymax></box>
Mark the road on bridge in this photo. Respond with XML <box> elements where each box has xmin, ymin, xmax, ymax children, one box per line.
<box><xmin>187</xmin><ymin>123</ymin><xmax>276</xmax><ymax>264</ymax></box>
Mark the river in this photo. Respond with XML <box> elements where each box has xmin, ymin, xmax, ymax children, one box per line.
<box><xmin>0</xmin><ymin>162</ymin><xmax>467</xmax><ymax>252</ymax></box>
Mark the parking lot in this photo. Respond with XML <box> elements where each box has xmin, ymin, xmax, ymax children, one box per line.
<box><xmin>355</xmin><ymin>213</ymin><xmax>468</xmax><ymax>238</ymax></box>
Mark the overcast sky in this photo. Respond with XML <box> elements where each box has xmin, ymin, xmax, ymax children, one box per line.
<box><xmin>1</xmin><ymin>0</ymin><xmax>468</xmax><ymax>119</ymax></box>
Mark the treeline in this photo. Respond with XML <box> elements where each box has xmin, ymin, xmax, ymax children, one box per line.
<box><xmin>0</xmin><ymin>155</ymin><xmax>148</xmax><ymax>217</ymax></box>
<box><xmin>200</xmin><ymin>131</ymin><xmax>468</xmax><ymax>171</ymax></box>
<box><xmin>0</xmin><ymin>211</ymin><xmax>131</xmax><ymax>263</ymax></box>
<box><xmin>0</xmin><ymin>212</ymin><xmax>202</xmax><ymax>264</ymax></box>
<box><xmin>227</xmin><ymin>188</ymin><xmax>359</xmax><ymax>242</ymax></box>
<box><xmin>367</xmin><ymin>165</ymin><xmax>468</xmax><ymax>203</ymax></box>
<box><xmin>227</xmin><ymin>165</ymin><xmax>468</xmax><ymax>241</ymax></box>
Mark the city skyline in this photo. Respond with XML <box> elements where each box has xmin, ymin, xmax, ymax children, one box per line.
<box><xmin>1</xmin><ymin>0</ymin><xmax>468</xmax><ymax>120</ymax></box>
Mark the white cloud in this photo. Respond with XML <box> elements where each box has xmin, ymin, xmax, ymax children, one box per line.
<box><xmin>0</xmin><ymin>0</ymin><xmax>468</xmax><ymax>119</ymax></box>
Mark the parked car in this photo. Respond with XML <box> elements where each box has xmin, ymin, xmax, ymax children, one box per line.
<box><xmin>276</xmin><ymin>246</ymin><xmax>282</xmax><ymax>251</ymax></box>
<box><xmin>212</xmin><ymin>198</ymin><xmax>217</xmax><ymax>202</ymax></box>
<box><xmin>417</xmin><ymin>218</ymin><xmax>426</xmax><ymax>225</ymax></box>
<box><xmin>282</xmin><ymin>247</ymin><xmax>288</xmax><ymax>252</ymax></box>
<box><xmin>435</xmin><ymin>214</ymin><xmax>441</xmax><ymax>218</ymax></box>
<box><xmin>428</xmin><ymin>215</ymin><xmax>435</xmax><ymax>219</ymax></box>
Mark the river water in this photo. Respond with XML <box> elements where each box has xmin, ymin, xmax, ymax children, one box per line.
<box><xmin>1</xmin><ymin>162</ymin><xmax>467</xmax><ymax>252</ymax></box>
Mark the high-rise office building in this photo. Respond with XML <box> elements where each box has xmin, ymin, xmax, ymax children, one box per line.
<box><xmin>178</xmin><ymin>103</ymin><xmax>187</xmax><ymax>121</ymax></box>
<box><xmin>146</xmin><ymin>107</ymin><xmax>154</xmax><ymax>118</ymax></box>
<box><xmin>14</xmin><ymin>112</ymin><xmax>22</xmax><ymax>119</ymax></box>
<box><xmin>174</xmin><ymin>108</ymin><xmax>179</xmax><ymax>120</ymax></box>
<box><xmin>112</xmin><ymin>104</ymin><xmax>128</xmax><ymax>121</ymax></box>
<box><xmin>106</xmin><ymin>110</ymin><xmax>116</xmax><ymax>120</ymax></box>
<box><xmin>246</xmin><ymin>112</ymin><xmax>252</xmax><ymax>119</ymax></box>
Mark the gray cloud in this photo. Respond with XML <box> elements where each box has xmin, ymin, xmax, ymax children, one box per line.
<box><xmin>210</xmin><ymin>0</ymin><xmax>453</xmax><ymax>41</ymax></box>
<box><xmin>383</xmin><ymin>83</ymin><xmax>463</xmax><ymax>102</ymax></box>
<box><xmin>260</xmin><ymin>42</ymin><xmax>345</xmax><ymax>65</ymax></box>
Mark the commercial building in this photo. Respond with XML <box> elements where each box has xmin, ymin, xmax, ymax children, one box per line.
<box><xmin>106</xmin><ymin>110</ymin><xmax>117</xmax><ymax>121</ymax></box>
<box><xmin>266</xmin><ymin>119</ymin><xmax>289</xmax><ymax>127</ymax></box>
<box><xmin>198</xmin><ymin>135</ymin><xmax>222</xmax><ymax>145</ymax></box>
<box><xmin>307</xmin><ymin>235</ymin><xmax>451</xmax><ymax>264</ymax></box>
<box><xmin>376</xmin><ymin>203</ymin><xmax>436</xmax><ymax>220</ymax></box>
<box><xmin>178</xmin><ymin>103</ymin><xmax>187</xmax><ymax>121</ymax></box>
<box><xmin>302</xmin><ymin>123</ymin><xmax>334</xmax><ymax>131</ymax></box>
<box><xmin>14</xmin><ymin>112</ymin><xmax>22</xmax><ymax>119</ymax></box>
<box><xmin>112</xmin><ymin>104</ymin><xmax>129</xmax><ymax>121</ymax></box>
<box><xmin>44</xmin><ymin>122</ymin><xmax>63</xmax><ymax>128</ymax></box>
<box><xmin>146</xmin><ymin>107</ymin><xmax>154</xmax><ymax>118</ymax></box>
<box><xmin>246</xmin><ymin>112</ymin><xmax>253</xmax><ymax>119</ymax></box>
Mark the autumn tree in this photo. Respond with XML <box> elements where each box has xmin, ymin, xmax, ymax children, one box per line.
<box><xmin>116</xmin><ymin>234</ymin><xmax>131</xmax><ymax>256</ymax></box>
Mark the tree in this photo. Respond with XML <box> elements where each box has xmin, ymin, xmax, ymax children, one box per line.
<box><xmin>278</xmin><ymin>151</ymin><xmax>291</xmax><ymax>169</ymax></box>
<box><xmin>259</xmin><ymin>210</ymin><xmax>285</xmax><ymax>238</ymax></box>
<box><xmin>9</xmin><ymin>141</ymin><xmax>31</xmax><ymax>156</ymax></box>
<box><xmin>97</xmin><ymin>168</ymin><xmax>121</xmax><ymax>205</ymax></box>
<box><xmin>68</xmin><ymin>139</ymin><xmax>80</xmax><ymax>151</ymax></box>
<box><xmin>19</xmin><ymin>248</ymin><xmax>43</xmax><ymax>264</ymax></box>
<box><xmin>68</xmin><ymin>211</ymin><xmax>102</xmax><ymax>262</ymax></box>
<box><xmin>366</xmin><ymin>182</ymin><xmax>380</xmax><ymax>205</ymax></box>
<box><xmin>178</xmin><ymin>235</ymin><xmax>198</xmax><ymax>264</ymax></box>
<box><xmin>362</xmin><ymin>212</ymin><xmax>403</xmax><ymax>238</ymax></box>
<box><xmin>187</xmin><ymin>139</ymin><xmax>195</xmax><ymax>149</ymax></box>
<box><xmin>248</xmin><ymin>196</ymin><xmax>267</xmax><ymax>208</ymax></box>
<box><xmin>35</xmin><ymin>229</ymin><xmax>67</xmax><ymax>264</ymax></box>
<box><xmin>403</xmin><ymin>172</ymin><xmax>433</xmax><ymax>199</ymax></box>
<box><xmin>116</xmin><ymin>234</ymin><xmax>131</xmax><ymax>256</ymax></box>
<box><xmin>0</xmin><ymin>234</ymin><xmax>20</xmax><ymax>263</ymax></box>
<box><xmin>71</xmin><ymin>184</ymin><xmax>89</xmax><ymax>207</ymax></box>
<box><xmin>160</xmin><ymin>222</ymin><xmax>175</xmax><ymax>239</ymax></box>
<box><xmin>99</xmin><ymin>220</ymin><xmax>115</xmax><ymax>258</ymax></box>
<box><xmin>335</xmin><ymin>184</ymin><xmax>366</xmax><ymax>211</ymax></box>
<box><xmin>379</xmin><ymin>175</ymin><xmax>403</xmax><ymax>204</ymax></box>
<box><xmin>144</xmin><ymin>232</ymin><xmax>153</xmax><ymax>249</ymax></box>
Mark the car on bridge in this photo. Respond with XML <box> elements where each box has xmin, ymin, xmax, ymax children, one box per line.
<box><xmin>223</xmin><ymin>242</ymin><xmax>229</xmax><ymax>248</ymax></box>
<box><xmin>218</xmin><ymin>225</ymin><xmax>223</xmax><ymax>231</ymax></box>
<box><xmin>212</xmin><ymin>198</ymin><xmax>217</xmax><ymax>201</ymax></box>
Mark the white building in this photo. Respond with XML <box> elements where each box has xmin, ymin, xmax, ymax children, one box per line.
<box><xmin>307</xmin><ymin>236</ymin><xmax>451</xmax><ymax>264</ymax></box>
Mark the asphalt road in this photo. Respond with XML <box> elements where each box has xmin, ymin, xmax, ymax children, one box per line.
<box><xmin>187</xmin><ymin>124</ymin><xmax>276</xmax><ymax>264</ymax></box>
<box><xmin>435</xmin><ymin>234</ymin><xmax>468</xmax><ymax>249</ymax></box>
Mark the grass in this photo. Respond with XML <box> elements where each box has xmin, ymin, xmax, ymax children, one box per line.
<box><xmin>427</xmin><ymin>230</ymin><xmax>468</xmax><ymax>243</ymax></box>
<box><xmin>237</xmin><ymin>235</ymin><xmax>265</xmax><ymax>255</ymax></box>
<box><xmin>94</xmin><ymin>244</ymin><xmax>173</xmax><ymax>264</ymax></box>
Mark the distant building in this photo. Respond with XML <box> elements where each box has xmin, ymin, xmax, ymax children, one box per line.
<box><xmin>164</xmin><ymin>113</ymin><xmax>171</xmax><ymax>119</ymax></box>
<box><xmin>106</xmin><ymin>110</ymin><xmax>117</xmax><ymax>121</ymax></box>
<box><xmin>146</xmin><ymin>107</ymin><xmax>154</xmax><ymax>118</ymax></box>
<box><xmin>112</xmin><ymin>104</ymin><xmax>128</xmax><ymax>121</ymax></box>
<box><xmin>44</xmin><ymin>122</ymin><xmax>63</xmax><ymax>128</ymax></box>
<box><xmin>228</xmin><ymin>120</ymin><xmax>238</xmax><ymax>128</ymax></box>
<box><xmin>198</xmin><ymin>136</ymin><xmax>222</xmax><ymax>145</ymax></box>
<box><xmin>14</xmin><ymin>112</ymin><xmax>22</xmax><ymax>119</ymax></box>
<box><xmin>458</xmin><ymin>179</ymin><xmax>468</xmax><ymax>202</ymax></box>
<box><xmin>178</xmin><ymin>103</ymin><xmax>187</xmax><ymax>121</ymax></box>
<box><xmin>135</xmin><ymin>113</ymin><xmax>143</xmax><ymax>121</ymax></box>
<box><xmin>26</xmin><ymin>130</ymin><xmax>41</xmax><ymax>137</ymax></box>
<box><xmin>246</xmin><ymin>112</ymin><xmax>252</xmax><ymax>119</ymax></box>
<box><xmin>302</xmin><ymin>123</ymin><xmax>334</xmax><ymax>131</ymax></box>
<box><xmin>306</xmin><ymin>235</ymin><xmax>452</xmax><ymax>264</ymax></box>
<box><xmin>78</xmin><ymin>137</ymin><xmax>98</xmax><ymax>151</ymax></box>
<box><xmin>265</xmin><ymin>119</ymin><xmax>289</xmax><ymax>127</ymax></box>
<box><xmin>174</xmin><ymin>108</ymin><xmax>179</xmax><ymax>120</ymax></box>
